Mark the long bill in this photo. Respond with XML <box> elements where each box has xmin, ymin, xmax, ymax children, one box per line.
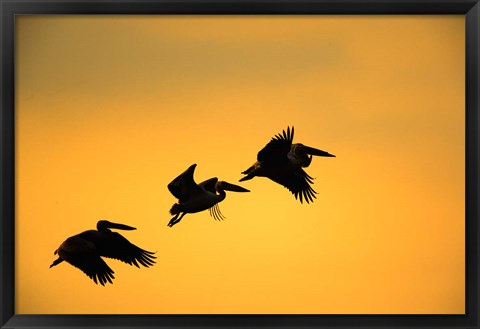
<box><xmin>104</xmin><ymin>221</ymin><xmax>137</xmax><ymax>231</ymax></box>
<box><xmin>218</xmin><ymin>181</ymin><xmax>250</xmax><ymax>192</ymax></box>
<box><xmin>303</xmin><ymin>145</ymin><xmax>335</xmax><ymax>157</ymax></box>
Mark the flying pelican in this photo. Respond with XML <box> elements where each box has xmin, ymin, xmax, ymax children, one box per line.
<box><xmin>167</xmin><ymin>164</ymin><xmax>250</xmax><ymax>227</ymax></box>
<box><xmin>50</xmin><ymin>220</ymin><xmax>156</xmax><ymax>286</ymax></box>
<box><xmin>240</xmin><ymin>126</ymin><xmax>335</xmax><ymax>203</ymax></box>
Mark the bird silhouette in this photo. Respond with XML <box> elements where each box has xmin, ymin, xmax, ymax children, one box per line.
<box><xmin>49</xmin><ymin>220</ymin><xmax>156</xmax><ymax>285</ymax></box>
<box><xmin>240</xmin><ymin>126</ymin><xmax>335</xmax><ymax>203</ymax></box>
<box><xmin>167</xmin><ymin>164</ymin><xmax>250</xmax><ymax>227</ymax></box>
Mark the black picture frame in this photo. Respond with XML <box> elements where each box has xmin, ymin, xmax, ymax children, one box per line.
<box><xmin>1</xmin><ymin>1</ymin><xmax>478</xmax><ymax>328</ymax></box>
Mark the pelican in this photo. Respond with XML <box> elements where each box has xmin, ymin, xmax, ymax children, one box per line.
<box><xmin>240</xmin><ymin>126</ymin><xmax>335</xmax><ymax>203</ymax></box>
<box><xmin>167</xmin><ymin>164</ymin><xmax>250</xmax><ymax>227</ymax></box>
<box><xmin>50</xmin><ymin>220</ymin><xmax>156</xmax><ymax>286</ymax></box>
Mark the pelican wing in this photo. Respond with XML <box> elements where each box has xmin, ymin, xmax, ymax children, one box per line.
<box><xmin>268</xmin><ymin>168</ymin><xmax>317</xmax><ymax>204</ymax></box>
<box><xmin>59</xmin><ymin>236</ymin><xmax>115</xmax><ymax>286</ymax></box>
<box><xmin>257</xmin><ymin>127</ymin><xmax>294</xmax><ymax>165</ymax></box>
<box><xmin>99</xmin><ymin>233</ymin><xmax>156</xmax><ymax>268</ymax></box>
<box><xmin>66</xmin><ymin>252</ymin><xmax>115</xmax><ymax>286</ymax></box>
<box><xmin>198</xmin><ymin>177</ymin><xmax>219</xmax><ymax>194</ymax></box>
<box><xmin>168</xmin><ymin>164</ymin><xmax>201</xmax><ymax>202</ymax></box>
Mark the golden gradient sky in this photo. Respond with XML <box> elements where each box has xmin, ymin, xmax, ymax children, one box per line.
<box><xmin>15</xmin><ymin>15</ymin><xmax>464</xmax><ymax>314</ymax></box>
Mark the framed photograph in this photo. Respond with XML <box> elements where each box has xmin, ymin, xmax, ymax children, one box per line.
<box><xmin>1</xmin><ymin>1</ymin><xmax>478</xmax><ymax>328</ymax></box>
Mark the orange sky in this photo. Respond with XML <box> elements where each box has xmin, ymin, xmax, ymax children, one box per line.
<box><xmin>15</xmin><ymin>15</ymin><xmax>464</xmax><ymax>314</ymax></box>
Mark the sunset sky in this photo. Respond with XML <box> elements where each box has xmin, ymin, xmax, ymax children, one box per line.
<box><xmin>15</xmin><ymin>15</ymin><xmax>465</xmax><ymax>314</ymax></box>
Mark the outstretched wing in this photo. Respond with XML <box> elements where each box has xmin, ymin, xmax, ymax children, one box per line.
<box><xmin>59</xmin><ymin>236</ymin><xmax>115</xmax><ymax>286</ymax></box>
<box><xmin>257</xmin><ymin>127</ymin><xmax>294</xmax><ymax>166</ymax></box>
<box><xmin>268</xmin><ymin>168</ymin><xmax>317</xmax><ymax>204</ymax></box>
<box><xmin>168</xmin><ymin>164</ymin><xmax>200</xmax><ymax>202</ymax></box>
<box><xmin>99</xmin><ymin>233</ymin><xmax>156</xmax><ymax>268</ymax></box>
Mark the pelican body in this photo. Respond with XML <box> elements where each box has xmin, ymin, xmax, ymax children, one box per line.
<box><xmin>50</xmin><ymin>220</ymin><xmax>156</xmax><ymax>286</ymax></box>
<box><xmin>167</xmin><ymin>164</ymin><xmax>250</xmax><ymax>227</ymax></box>
<box><xmin>240</xmin><ymin>126</ymin><xmax>335</xmax><ymax>203</ymax></box>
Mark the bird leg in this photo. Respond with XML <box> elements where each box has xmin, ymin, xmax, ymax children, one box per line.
<box><xmin>240</xmin><ymin>162</ymin><xmax>261</xmax><ymax>182</ymax></box>
<box><xmin>167</xmin><ymin>212</ymin><xmax>186</xmax><ymax>227</ymax></box>
<box><xmin>49</xmin><ymin>256</ymin><xmax>63</xmax><ymax>268</ymax></box>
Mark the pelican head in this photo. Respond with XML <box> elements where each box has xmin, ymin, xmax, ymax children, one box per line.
<box><xmin>96</xmin><ymin>220</ymin><xmax>136</xmax><ymax>232</ymax></box>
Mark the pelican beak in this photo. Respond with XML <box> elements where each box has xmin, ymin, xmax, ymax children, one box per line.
<box><xmin>303</xmin><ymin>145</ymin><xmax>335</xmax><ymax>157</ymax></box>
<box><xmin>107</xmin><ymin>222</ymin><xmax>137</xmax><ymax>231</ymax></box>
<box><xmin>221</xmin><ymin>182</ymin><xmax>250</xmax><ymax>192</ymax></box>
